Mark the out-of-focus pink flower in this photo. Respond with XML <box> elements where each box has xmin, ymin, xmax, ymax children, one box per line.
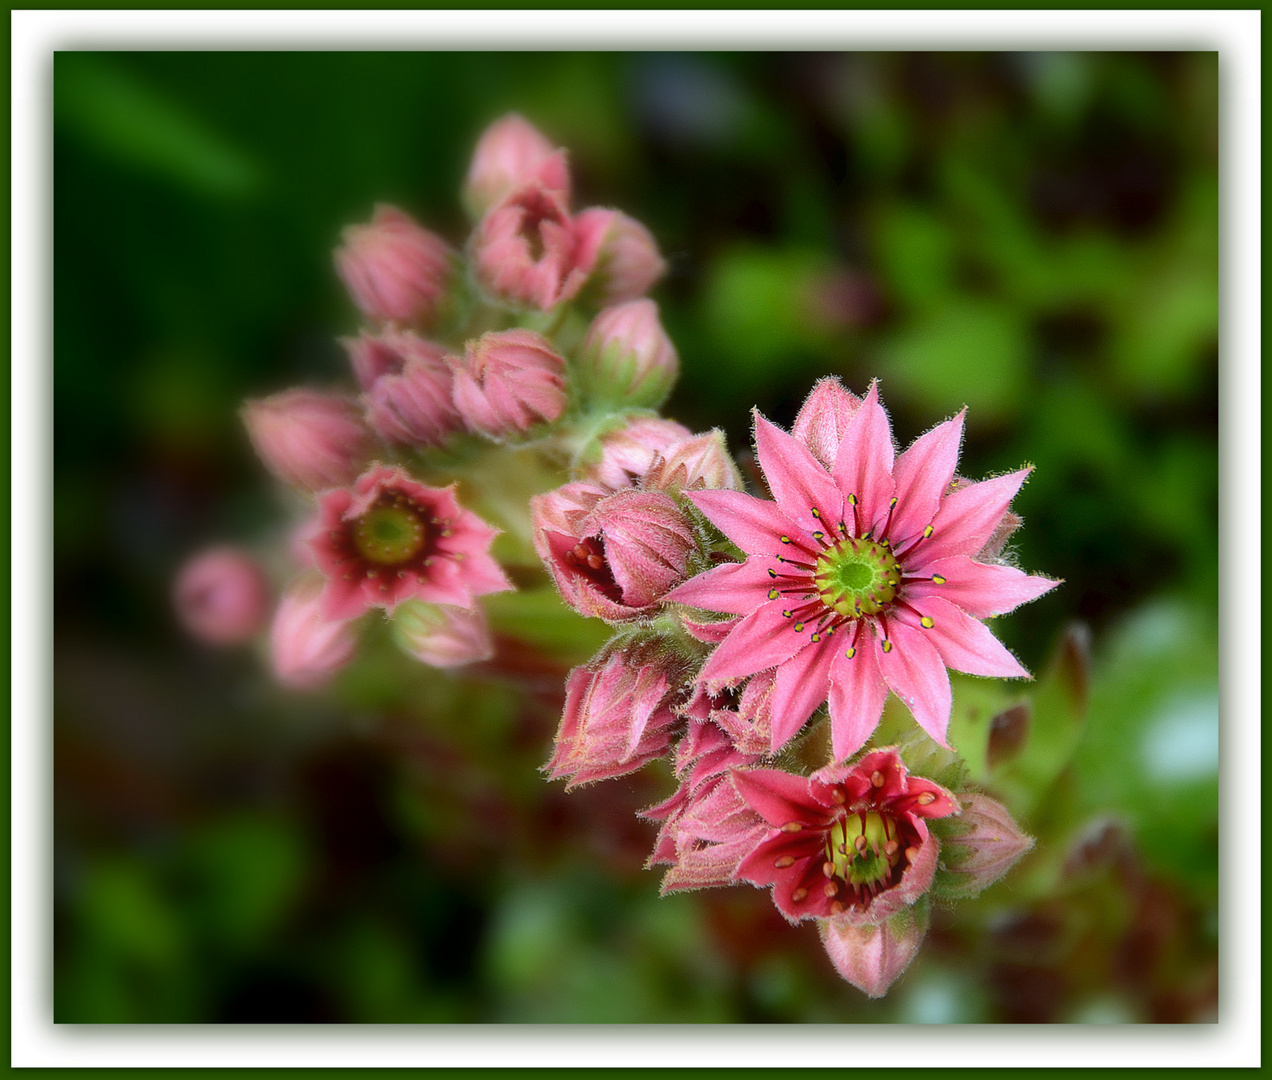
<box><xmin>451</xmin><ymin>329</ymin><xmax>567</xmax><ymax>439</ymax></box>
<box><xmin>391</xmin><ymin>600</ymin><xmax>495</xmax><ymax>668</ymax></box>
<box><xmin>790</xmin><ymin>377</ymin><xmax>863</xmax><ymax>470</ymax></box>
<box><xmin>584</xmin><ymin>417</ymin><xmax>693</xmax><ymax>490</ymax></box>
<box><xmin>935</xmin><ymin>792</ymin><xmax>1034</xmax><ymax>898</ymax></box>
<box><xmin>174</xmin><ymin>546</ymin><xmax>270</xmax><ymax>645</ymax></box>
<box><xmin>819</xmin><ymin>904</ymin><xmax>928</xmax><ymax>998</ymax></box>
<box><xmin>334</xmin><ymin>204</ymin><xmax>455</xmax><ymax>327</ymax></box>
<box><xmin>463</xmin><ymin>113</ymin><xmax>571</xmax><ymax>219</ymax></box>
<box><xmin>471</xmin><ymin>183</ymin><xmax>603</xmax><ymax>311</ymax></box>
<box><xmin>344</xmin><ymin>330</ymin><xmax>461</xmax><ymax>447</ymax></box>
<box><xmin>667</xmin><ymin>382</ymin><xmax>1059</xmax><ymax>758</ymax></box>
<box><xmin>733</xmin><ymin>748</ymin><xmax>959</xmax><ymax>925</ymax></box>
<box><xmin>241</xmin><ymin>389</ymin><xmax>376</xmax><ymax>493</ymax></box>
<box><xmin>572</xmin><ymin>208</ymin><xmax>667</xmax><ymax>304</ymax></box>
<box><xmin>643</xmin><ymin>430</ymin><xmax>743</xmax><ymax>496</ymax></box>
<box><xmin>579</xmin><ymin>299</ymin><xmax>679</xmax><ymax>409</ymax></box>
<box><xmin>544</xmin><ymin>643</ymin><xmax>690</xmax><ymax>789</ymax></box>
<box><xmin>270</xmin><ymin>576</ymin><xmax>358</xmax><ymax>689</ymax></box>
<box><xmin>303</xmin><ymin>465</ymin><xmax>511</xmax><ymax>621</ymax></box>
<box><xmin>532</xmin><ymin>484</ymin><xmax>695</xmax><ymax>623</ymax></box>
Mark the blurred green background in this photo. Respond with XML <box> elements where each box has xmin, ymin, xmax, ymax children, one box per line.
<box><xmin>53</xmin><ymin>52</ymin><xmax>1218</xmax><ymax>1023</ymax></box>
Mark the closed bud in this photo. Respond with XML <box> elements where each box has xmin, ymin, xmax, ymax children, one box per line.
<box><xmin>934</xmin><ymin>792</ymin><xmax>1034</xmax><ymax>899</ymax></box>
<box><xmin>391</xmin><ymin>600</ymin><xmax>495</xmax><ymax>668</ymax></box>
<box><xmin>270</xmin><ymin>576</ymin><xmax>357</xmax><ymax>689</ymax></box>
<box><xmin>451</xmin><ymin>329</ymin><xmax>567</xmax><ymax>439</ymax></box>
<box><xmin>572</xmin><ymin>208</ymin><xmax>667</xmax><ymax>304</ymax></box>
<box><xmin>174</xmin><ymin>546</ymin><xmax>270</xmax><ymax>645</ymax></box>
<box><xmin>791</xmin><ymin>377</ymin><xmax>863</xmax><ymax>469</ymax></box>
<box><xmin>532</xmin><ymin>485</ymin><xmax>695</xmax><ymax>623</ymax></box>
<box><xmin>344</xmin><ymin>330</ymin><xmax>461</xmax><ymax>447</ymax></box>
<box><xmin>463</xmin><ymin>113</ymin><xmax>570</xmax><ymax>219</ymax></box>
<box><xmin>544</xmin><ymin>642</ymin><xmax>692</xmax><ymax>788</ymax></box>
<box><xmin>584</xmin><ymin>417</ymin><xmax>692</xmax><ymax>490</ymax></box>
<box><xmin>642</xmin><ymin>429</ymin><xmax>743</xmax><ymax>495</ymax></box>
<box><xmin>241</xmin><ymin>389</ymin><xmax>376</xmax><ymax>492</ymax></box>
<box><xmin>819</xmin><ymin>902</ymin><xmax>929</xmax><ymax>998</ymax></box>
<box><xmin>334</xmin><ymin>204</ymin><xmax>455</xmax><ymax>327</ymax></box>
<box><xmin>578</xmin><ymin>299</ymin><xmax>679</xmax><ymax>409</ymax></box>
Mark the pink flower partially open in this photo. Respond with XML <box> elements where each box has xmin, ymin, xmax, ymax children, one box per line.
<box><xmin>472</xmin><ymin>182</ymin><xmax>602</xmax><ymax>311</ymax></box>
<box><xmin>667</xmin><ymin>381</ymin><xmax>1059</xmax><ymax>757</ymax></box>
<box><xmin>450</xmin><ymin>329</ymin><xmax>567</xmax><ymax>439</ymax></box>
<box><xmin>585</xmin><ymin>417</ymin><xmax>692</xmax><ymax>490</ymax></box>
<box><xmin>734</xmin><ymin>749</ymin><xmax>958</xmax><ymax>925</ymax></box>
<box><xmin>344</xmin><ymin>330</ymin><xmax>461</xmax><ymax>447</ymax></box>
<box><xmin>531</xmin><ymin>484</ymin><xmax>695</xmax><ymax>623</ymax></box>
<box><xmin>335</xmin><ymin>204</ymin><xmax>454</xmax><ymax>327</ymax></box>
<box><xmin>303</xmin><ymin>465</ymin><xmax>511</xmax><ymax>621</ymax></box>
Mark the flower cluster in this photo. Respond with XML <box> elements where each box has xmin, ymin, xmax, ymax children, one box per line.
<box><xmin>178</xmin><ymin>115</ymin><xmax>1055</xmax><ymax>1000</ymax></box>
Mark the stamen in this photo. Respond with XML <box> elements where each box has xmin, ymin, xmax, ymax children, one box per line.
<box><xmin>774</xmin><ymin>856</ymin><xmax>795</xmax><ymax>869</ymax></box>
<box><xmin>791</xmin><ymin>888</ymin><xmax>808</xmax><ymax>902</ymax></box>
<box><xmin>780</xmin><ymin>822</ymin><xmax>803</xmax><ymax>833</ymax></box>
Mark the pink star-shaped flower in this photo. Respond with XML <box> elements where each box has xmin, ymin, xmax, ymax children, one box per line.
<box><xmin>667</xmin><ymin>381</ymin><xmax>1058</xmax><ymax>758</ymax></box>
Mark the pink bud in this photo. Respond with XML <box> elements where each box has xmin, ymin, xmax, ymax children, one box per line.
<box><xmin>642</xmin><ymin>430</ymin><xmax>743</xmax><ymax>495</ymax></box>
<box><xmin>270</xmin><ymin>576</ymin><xmax>357</xmax><ymax>689</ymax></box>
<box><xmin>344</xmin><ymin>330</ymin><xmax>461</xmax><ymax>447</ymax></box>
<box><xmin>463</xmin><ymin>114</ymin><xmax>571</xmax><ymax>219</ymax></box>
<box><xmin>391</xmin><ymin>601</ymin><xmax>495</xmax><ymax>668</ymax></box>
<box><xmin>334</xmin><ymin>204</ymin><xmax>455</xmax><ymax>327</ymax></box>
<box><xmin>471</xmin><ymin>183</ymin><xmax>597</xmax><ymax>311</ymax></box>
<box><xmin>791</xmin><ymin>377</ymin><xmax>863</xmax><ymax>469</ymax></box>
<box><xmin>241</xmin><ymin>389</ymin><xmax>376</xmax><ymax>492</ymax></box>
<box><xmin>579</xmin><ymin>299</ymin><xmax>679</xmax><ymax>408</ymax></box>
<box><xmin>174</xmin><ymin>546</ymin><xmax>270</xmax><ymax>645</ymax></box>
<box><xmin>572</xmin><ymin>208</ymin><xmax>667</xmax><ymax>304</ymax></box>
<box><xmin>936</xmin><ymin>793</ymin><xmax>1034</xmax><ymax>899</ymax></box>
<box><xmin>819</xmin><ymin>905</ymin><xmax>929</xmax><ymax>998</ymax></box>
<box><xmin>451</xmin><ymin>329</ymin><xmax>567</xmax><ymax>439</ymax></box>
<box><xmin>533</xmin><ymin>486</ymin><xmax>696</xmax><ymax>623</ymax></box>
<box><xmin>544</xmin><ymin>642</ymin><xmax>691</xmax><ymax>788</ymax></box>
<box><xmin>584</xmin><ymin>416</ymin><xmax>693</xmax><ymax>490</ymax></box>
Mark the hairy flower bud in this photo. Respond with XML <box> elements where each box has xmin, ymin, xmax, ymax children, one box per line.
<box><xmin>933</xmin><ymin>792</ymin><xmax>1034</xmax><ymax>899</ymax></box>
<box><xmin>544</xmin><ymin>642</ymin><xmax>692</xmax><ymax>788</ymax></box>
<box><xmin>345</xmin><ymin>330</ymin><xmax>461</xmax><ymax>447</ymax></box>
<box><xmin>584</xmin><ymin>417</ymin><xmax>693</xmax><ymax>490</ymax></box>
<box><xmin>819</xmin><ymin>903</ymin><xmax>929</xmax><ymax>998</ymax></box>
<box><xmin>642</xmin><ymin>430</ymin><xmax>743</xmax><ymax>495</ymax></box>
<box><xmin>578</xmin><ymin>299</ymin><xmax>679</xmax><ymax>409</ymax></box>
<box><xmin>241</xmin><ymin>389</ymin><xmax>376</xmax><ymax>492</ymax></box>
<box><xmin>572</xmin><ymin>208</ymin><xmax>667</xmax><ymax>304</ymax></box>
<box><xmin>532</xmin><ymin>485</ymin><xmax>696</xmax><ymax>623</ymax></box>
<box><xmin>790</xmin><ymin>377</ymin><xmax>864</xmax><ymax>469</ymax></box>
<box><xmin>174</xmin><ymin>546</ymin><xmax>270</xmax><ymax>645</ymax></box>
<box><xmin>391</xmin><ymin>600</ymin><xmax>495</xmax><ymax>668</ymax></box>
<box><xmin>463</xmin><ymin>113</ymin><xmax>570</xmax><ymax>219</ymax></box>
<box><xmin>451</xmin><ymin>329</ymin><xmax>568</xmax><ymax>439</ymax></box>
<box><xmin>270</xmin><ymin>576</ymin><xmax>357</xmax><ymax>689</ymax></box>
<box><xmin>334</xmin><ymin>204</ymin><xmax>455</xmax><ymax>327</ymax></box>
<box><xmin>471</xmin><ymin>183</ymin><xmax>602</xmax><ymax>311</ymax></box>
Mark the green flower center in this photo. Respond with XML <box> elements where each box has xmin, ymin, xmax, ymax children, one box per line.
<box><xmin>353</xmin><ymin>505</ymin><xmax>428</xmax><ymax>565</ymax></box>
<box><xmin>814</xmin><ymin>537</ymin><xmax>901</xmax><ymax>617</ymax></box>
<box><xmin>827</xmin><ymin>812</ymin><xmax>901</xmax><ymax>887</ymax></box>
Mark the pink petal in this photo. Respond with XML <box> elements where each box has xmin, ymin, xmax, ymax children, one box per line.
<box><xmin>665</xmin><ymin>558</ymin><xmax>777</xmax><ymax>616</ymax></box>
<box><xmin>903</xmin><ymin>555</ymin><xmax>1060</xmax><ymax>619</ymax></box>
<box><xmin>908</xmin><ymin>469</ymin><xmax>1030</xmax><ymax>564</ymax></box>
<box><xmin>731</xmin><ymin>770</ymin><xmax>832</xmax><ymax>828</ymax></box>
<box><xmin>888</xmin><ymin>411</ymin><xmax>964</xmax><ymax>547</ymax></box>
<box><xmin>768</xmin><ymin>638</ymin><xmax>836</xmax><ymax>752</ymax></box>
<box><xmin>832</xmin><ymin>381</ymin><xmax>897</xmax><ymax>533</ymax></box>
<box><xmin>697</xmin><ymin>605</ymin><xmax>812</xmax><ymax>686</ymax></box>
<box><xmin>876</xmin><ymin>617</ymin><xmax>952</xmax><ymax>747</ymax></box>
<box><xmin>686</xmin><ymin>489</ymin><xmax>817</xmax><ymax>558</ymax></box>
<box><xmin>827</xmin><ymin>634</ymin><xmax>889</xmax><ymax>761</ymax></box>
<box><xmin>902</xmin><ymin>597</ymin><xmax>1030</xmax><ymax>679</ymax></box>
<box><xmin>752</xmin><ymin>412</ymin><xmax>845</xmax><ymax>534</ymax></box>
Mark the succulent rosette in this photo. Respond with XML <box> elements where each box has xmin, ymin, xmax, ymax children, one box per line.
<box><xmin>668</xmin><ymin>380</ymin><xmax>1059</xmax><ymax>758</ymax></box>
